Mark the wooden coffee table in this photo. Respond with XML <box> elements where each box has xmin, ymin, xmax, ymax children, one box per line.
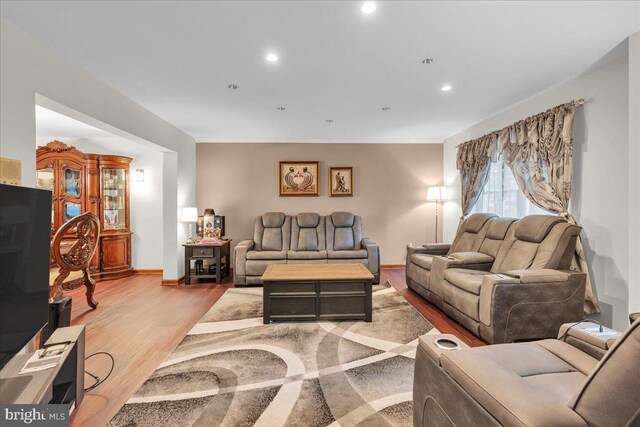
<box><xmin>261</xmin><ymin>264</ymin><xmax>374</xmax><ymax>324</ymax></box>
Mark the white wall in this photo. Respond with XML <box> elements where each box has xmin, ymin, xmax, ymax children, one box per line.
<box><xmin>36</xmin><ymin>136</ymin><xmax>164</xmax><ymax>270</ymax></box>
<box><xmin>629</xmin><ymin>32</ymin><xmax>640</xmax><ymax>316</ymax></box>
<box><xmin>1</xmin><ymin>19</ymin><xmax>195</xmax><ymax>279</ymax></box>
<box><xmin>443</xmin><ymin>50</ymin><xmax>632</xmax><ymax>330</ymax></box>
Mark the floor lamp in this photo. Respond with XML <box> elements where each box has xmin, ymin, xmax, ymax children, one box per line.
<box><xmin>427</xmin><ymin>186</ymin><xmax>446</xmax><ymax>243</ymax></box>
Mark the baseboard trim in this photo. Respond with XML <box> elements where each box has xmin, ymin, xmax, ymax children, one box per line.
<box><xmin>161</xmin><ymin>275</ymin><xmax>186</xmax><ymax>286</ymax></box>
<box><xmin>133</xmin><ymin>269</ymin><xmax>163</xmax><ymax>275</ymax></box>
<box><xmin>381</xmin><ymin>264</ymin><xmax>405</xmax><ymax>269</ymax></box>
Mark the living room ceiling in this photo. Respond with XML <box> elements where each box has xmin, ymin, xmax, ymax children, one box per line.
<box><xmin>2</xmin><ymin>1</ymin><xmax>639</xmax><ymax>143</ymax></box>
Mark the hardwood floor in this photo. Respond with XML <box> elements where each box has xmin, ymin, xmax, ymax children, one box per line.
<box><xmin>383</xmin><ymin>268</ymin><xmax>486</xmax><ymax>347</ymax></box>
<box><xmin>67</xmin><ymin>273</ymin><xmax>234</xmax><ymax>427</ymax></box>
<box><xmin>66</xmin><ymin>268</ymin><xmax>481</xmax><ymax>427</ymax></box>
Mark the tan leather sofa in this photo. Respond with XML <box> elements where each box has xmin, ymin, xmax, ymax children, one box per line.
<box><xmin>407</xmin><ymin>214</ymin><xmax>586</xmax><ymax>343</ymax></box>
<box><xmin>234</xmin><ymin>212</ymin><xmax>380</xmax><ymax>285</ymax></box>
<box><xmin>413</xmin><ymin>318</ymin><xmax>640</xmax><ymax>427</ymax></box>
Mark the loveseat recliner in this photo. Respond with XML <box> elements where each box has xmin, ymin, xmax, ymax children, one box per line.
<box><xmin>407</xmin><ymin>214</ymin><xmax>586</xmax><ymax>343</ymax></box>
<box><xmin>414</xmin><ymin>318</ymin><xmax>640</xmax><ymax>427</ymax></box>
<box><xmin>234</xmin><ymin>212</ymin><xmax>379</xmax><ymax>285</ymax></box>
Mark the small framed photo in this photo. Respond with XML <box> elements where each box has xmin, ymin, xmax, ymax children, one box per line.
<box><xmin>329</xmin><ymin>167</ymin><xmax>353</xmax><ymax>197</ymax></box>
<box><xmin>279</xmin><ymin>161</ymin><xmax>320</xmax><ymax>196</ymax></box>
<box><xmin>195</xmin><ymin>216</ymin><xmax>204</xmax><ymax>240</ymax></box>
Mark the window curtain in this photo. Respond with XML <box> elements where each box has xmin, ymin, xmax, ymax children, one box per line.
<box><xmin>455</xmin><ymin>134</ymin><xmax>499</xmax><ymax>217</ymax></box>
<box><xmin>497</xmin><ymin>102</ymin><xmax>600</xmax><ymax>314</ymax></box>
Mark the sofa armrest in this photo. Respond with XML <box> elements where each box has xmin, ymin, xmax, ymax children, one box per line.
<box><xmin>557</xmin><ymin>321</ymin><xmax>621</xmax><ymax>360</ymax></box>
<box><xmin>362</xmin><ymin>238</ymin><xmax>379</xmax><ymax>274</ymax></box>
<box><xmin>478</xmin><ymin>270</ymin><xmax>586</xmax><ymax>343</ymax></box>
<box><xmin>421</xmin><ymin>243</ymin><xmax>451</xmax><ymax>255</ymax></box>
<box><xmin>233</xmin><ymin>240</ymin><xmax>255</xmax><ymax>277</ymax></box>
<box><xmin>504</xmin><ymin>269</ymin><xmax>570</xmax><ymax>283</ymax></box>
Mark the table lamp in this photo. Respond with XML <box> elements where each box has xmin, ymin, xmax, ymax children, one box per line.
<box><xmin>427</xmin><ymin>186</ymin><xmax>447</xmax><ymax>243</ymax></box>
<box><xmin>180</xmin><ymin>206</ymin><xmax>198</xmax><ymax>244</ymax></box>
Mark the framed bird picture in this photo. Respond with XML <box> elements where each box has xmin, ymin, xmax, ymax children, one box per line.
<box><xmin>279</xmin><ymin>161</ymin><xmax>319</xmax><ymax>196</ymax></box>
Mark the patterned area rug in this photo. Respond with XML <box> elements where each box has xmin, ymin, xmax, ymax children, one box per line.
<box><xmin>109</xmin><ymin>281</ymin><xmax>438</xmax><ymax>426</ymax></box>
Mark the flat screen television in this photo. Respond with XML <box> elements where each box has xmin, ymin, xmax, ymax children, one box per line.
<box><xmin>0</xmin><ymin>184</ymin><xmax>52</xmax><ymax>371</ymax></box>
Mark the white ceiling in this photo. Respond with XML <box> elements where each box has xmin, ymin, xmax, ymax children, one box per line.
<box><xmin>3</xmin><ymin>1</ymin><xmax>640</xmax><ymax>143</ymax></box>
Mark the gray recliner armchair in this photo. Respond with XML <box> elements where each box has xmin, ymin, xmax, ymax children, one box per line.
<box><xmin>414</xmin><ymin>318</ymin><xmax>640</xmax><ymax>427</ymax></box>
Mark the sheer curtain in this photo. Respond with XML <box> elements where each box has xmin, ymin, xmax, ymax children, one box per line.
<box><xmin>471</xmin><ymin>154</ymin><xmax>548</xmax><ymax>218</ymax></box>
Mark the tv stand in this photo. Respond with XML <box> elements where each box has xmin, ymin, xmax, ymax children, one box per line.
<box><xmin>0</xmin><ymin>325</ymin><xmax>85</xmax><ymax>406</ymax></box>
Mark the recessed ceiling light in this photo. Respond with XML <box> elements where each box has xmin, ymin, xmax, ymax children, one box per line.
<box><xmin>227</xmin><ymin>84</ymin><xmax>239</xmax><ymax>90</ymax></box>
<box><xmin>266</xmin><ymin>53</ymin><xmax>279</xmax><ymax>62</ymax></box>
<box><xmin>421</xmin><ymin>58</ymin><xmax>434</xmax><ymax>65</ymax></box>
<box><xmin>361</xmin><ymin>2</ymin><xmax>376</xmax><ymax>14</ymax></box>
<box><xmin>441</xmin><ymin>85</ymin><xmax>453</xmax><ymax>92</ymax></box>
<box><xmin>325</xmin><ymin>119</ymin><xmax>334</xmax><ymax>123</ymax></box>
<box><xmin>381</xmin><ymin>106</ymin><xmax>391</xmax><ymax>111</ymax></box>
<box><xmin>277</xmin><ymin>107</ymin><xmax>286</xmax><ymax>111</ymax></box>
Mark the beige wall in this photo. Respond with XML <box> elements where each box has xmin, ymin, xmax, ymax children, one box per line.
<box><xmin>196</xmin><ymin>143</ymin><xmax>443</xmax><ymax>264</ymax></box>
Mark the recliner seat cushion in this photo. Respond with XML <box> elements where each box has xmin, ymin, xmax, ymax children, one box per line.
<box><xmin>298</xmin><ymin>228</ymin><xmax>320</xmax><ymax>251</ymax></box>
<box><xmin>334</xmin><ymin>228</ymin><xmax>355</xmax><ymax>250</ymax></box>
<box><xmin>440</xmin><ymin>339</ymin><xmax>597</xmax><ymax>427</ymax></box>
<box><xmin>291</xmin><ymin>213</ymin><xmax>325</xmax><ymax>252</ymax></box>
<box><xmin>411</xmin><ymin>254</ymin><xmax>434</xmax><ymax>270</ymax></box>
<box><xmin>444</xmin><ymin>268</ymin><xmax>488</xmax><ymax>295</ymax></box>
<box><xmin>254</xmin><ymin>212</ymin><xmax>290</xmax><ymax>251</ymax></box>
<box><xmin>327</xmin><ymin>212</ymin><xmax>363</xmax><ymax>251</ymax></box>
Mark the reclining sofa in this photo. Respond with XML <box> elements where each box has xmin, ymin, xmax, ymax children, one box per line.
<box><xmin>406</xmin><ymin>214</ymin><xmax>586</xmax><ymax>343</ymax></box>
<box><xmin>414</xmin><ymin>318</ymin><xmax>640</xmax><ymax>427</ymax></box>
<box><xmin>234</xmin><ymin>212</ymin><xmax>379</xmax><ymax>285</ymax></box>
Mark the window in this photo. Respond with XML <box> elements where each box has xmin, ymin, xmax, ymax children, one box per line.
<box><xmin>471</xmin><ymin>154</ymin><xmax>548</xmax><ymax>218</ymax></box>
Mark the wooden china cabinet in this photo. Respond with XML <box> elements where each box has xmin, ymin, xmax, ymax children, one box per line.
<box><xmin>36</xmin><ymin>140</ymin><xmax>133</xmax><ymax>281</ymax></box>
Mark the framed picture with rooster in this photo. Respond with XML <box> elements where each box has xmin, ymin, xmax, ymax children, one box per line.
<box><xmin>278</xmin><ymin>161</ymin><xmax>319</xmax><ymax>196</ymax></box>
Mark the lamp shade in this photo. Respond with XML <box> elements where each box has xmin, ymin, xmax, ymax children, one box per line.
<box><xmin>427</xmin><ymin>186</ymin><xmax>447</xmax><ymax>201</ymax></box>
<box><xmin>180</xmin><ymin>206</ymin><xmax>198</xmax><ymax>223</ymax></box>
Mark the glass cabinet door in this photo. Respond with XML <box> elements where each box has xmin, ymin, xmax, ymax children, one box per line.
<box><xmin>63</xmin><ymin>202</ymin><xmax>82</xmax><ymax>222</ymax></box>
<box><xmin>102</xmin><ymin>168</ymin><xmax>127</xmax><ymax>230</ymax></box>
<box><xmin>62</xmin><ymin>167</ymin><xmax>82</xmax><ymax>197</ymax></box>
<box><xmin>36</xmin><ymin>167</ymin><xmax>56</xmax><ymax>229</ymax></box>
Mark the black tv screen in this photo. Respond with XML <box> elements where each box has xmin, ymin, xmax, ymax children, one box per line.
<box><xmin>0</xmin><ymin>184</ymin><xmax>52</xmax><ymax>370</ymax></box>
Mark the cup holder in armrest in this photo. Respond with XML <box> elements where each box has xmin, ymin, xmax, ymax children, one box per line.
<box><xmin>434</xmin><ymin>338</ymin><xmax>462</xmax><ymax>351</ymax></box>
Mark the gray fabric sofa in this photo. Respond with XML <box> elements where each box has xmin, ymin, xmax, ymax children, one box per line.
<box><xmin>234</xmin><ymin>212</ymin><xmax>380</xmax><ymax>285</ymax></box>
<box><xmin>413</xmin><ymin>318</ymin><xmax>640</xmax><ymax>427</ymax></box>
<box><xmin>407</xmin><ymin>214</ymin><xmax>586</xmax><ymax>343</ymax></box>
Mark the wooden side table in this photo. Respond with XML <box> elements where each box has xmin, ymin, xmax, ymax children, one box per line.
<box><xmin>183</xmin><ymin>240</ymin><xmax>232</xmax><ymax>285</ymax></box>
